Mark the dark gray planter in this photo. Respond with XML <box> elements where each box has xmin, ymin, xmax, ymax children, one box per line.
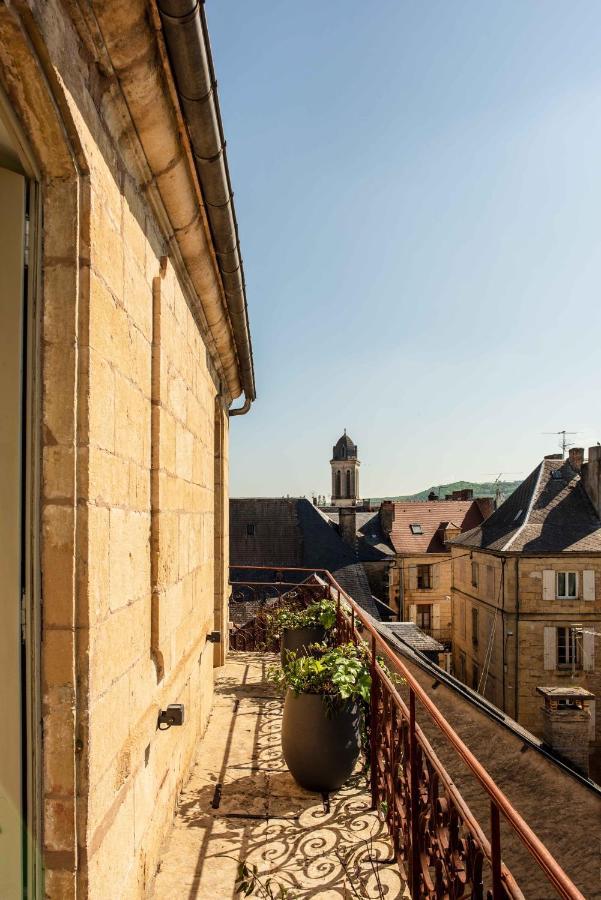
<box><xmin>281</xmin><ymin>690</ymin><xmax>362</xmax><ymax>792</ymax></box>
<box><xmin>280</xmin><ymin>625</ymin><xmax>326</xmax><ymax>664</ymax></box>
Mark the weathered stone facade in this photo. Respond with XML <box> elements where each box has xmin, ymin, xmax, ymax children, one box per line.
<box><xmin>451</xmin><ymin>548</ymin><xmax>601</xmax><ymax>751</ymax></box>
<box><xmin>0</xmin><ymin>1</ymin><xmax>249</xmax><ymax>896</ymax></box>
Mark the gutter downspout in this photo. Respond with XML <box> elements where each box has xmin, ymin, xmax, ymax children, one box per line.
<box><xmin>229</xmin><ymin>395</ymin><xmax>251</xmax><ymax>417</ymax></box>
<box><xmin>157</xmin><ymin>0</ymin><xmax>256</xmax><ymax>410</ymax></box>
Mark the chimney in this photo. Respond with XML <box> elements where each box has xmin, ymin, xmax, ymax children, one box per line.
<box><xmin>451</xmin><ymin>488</ymin><xmax>473</xmax><ymax>501</ymax></box>
<box><xmin>536</xmin><ymin>686</ymin><xmax>594</xmax><ymax>776</ymax></box>
<box><xmin>568</xmin><ymin>447</ymin><xmax>584</xmax><ymax>473</ymax></box>
<box><xmin>475</xmin><ymin>497</ymin><xmax>494</xmax><ymax>520</ymax></box>
<box><xmin>380</xmin><ymin>500</ymin><xmax>395</xmax><ymax>535</ymax></box>
<box><xmin>544</xmin><ymin>453</ymin><xmax>563</xmax><ymax>460</ymax></box>
<box><xmin>581</xmin><ymin>444</ymin><xmax>601</xmax><ymax>518</ymax></box>
<box><xmin>339</xmin><ymin>507</ymin><xmax>357</xmax><ymax>546</ymax></box>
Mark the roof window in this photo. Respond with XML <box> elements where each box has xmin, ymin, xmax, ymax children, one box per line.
<box><xmin>551</xmin><ymin>470</ymin><xmax>564</xmax><ymax>480</ymax></box>
<box><xmin>410</xmin><ymin>523</ymin><xmax>423</xmax><ymax>535</ymax></box>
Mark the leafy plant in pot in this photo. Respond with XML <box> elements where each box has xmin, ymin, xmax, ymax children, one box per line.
<box><xmin>271</xmin><ymin>642</ymin><xmax>371</xmax><ymax>793</ymax></box>
<box><xmin>265</xmin><ymin>598</ymin><xmax>337</xmax><ymax>663</ymax></box>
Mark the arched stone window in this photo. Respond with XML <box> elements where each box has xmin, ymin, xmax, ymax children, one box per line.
<box><xmin>346</xmin><ymin>469</ymin><xmax>351</xmax><ymax>497</ymax></box>
<box><xmin>335</xmin><ymin>470</ymin><xmax>341</xmax><ymax>498</ymax></box>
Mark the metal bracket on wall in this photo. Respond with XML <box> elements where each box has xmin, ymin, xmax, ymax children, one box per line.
<box><xmin>206</xmin><ymin>631</ymin><xmax>221</xmax><ymax>643</ymax></box>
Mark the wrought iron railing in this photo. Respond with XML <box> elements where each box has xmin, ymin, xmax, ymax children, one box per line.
<box><xmin>228</xmin><ymin>566</ymin><xmax>584</xmax><ymax>900</ymax></box>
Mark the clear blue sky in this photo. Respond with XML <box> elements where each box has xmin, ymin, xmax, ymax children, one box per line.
<box><xmin>208</xmin><ymin>1</ymin><xmax>601</xmax><ymax>498</ymax></box>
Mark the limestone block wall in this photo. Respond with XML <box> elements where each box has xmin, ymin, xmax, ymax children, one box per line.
<box><xmin>0</xmin><ymin>2</ymin><xmax>232</xmax><ymax>897</ymax></box>
<box><xmin>451</xmin><ymin>549</ymin><xmax>601</xmax><ymax>744</ymax></box>
<box><xmin>397</xmin><ymin>553</ymin><xmax>453</xmax><ymax>634</ymax></box>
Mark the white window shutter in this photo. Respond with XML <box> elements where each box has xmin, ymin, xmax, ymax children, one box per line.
<box><xmin>583</xmin><ymin>570</ymin><xmax>595</xmax><ymax>602</ymax></box>
<box><xmin>542</xmin><ymin>570</ymin><xmax>555</xmax><ymax>602</ymax></box>
<box><xmin>408</xmin><ymin>603</ymin><xmax>417</xmax><ymax>622</ymax></box>
<box><xmin>543</xmin><ymin>626</ymin><xmax>557</xmax><ymax>670</ymax></box>
<box><xmin>583</xmin><ymin>629</ymin><xmax>595</xmax><ymax>672</ymax></box>
<box><xmin>432</xmin><ymin>604</ymin><xmax>440</xmax><ymax>631</ymax></box>
<box><xmin>409</xmin><ymin>566</ymin><xmax>417</xmax><ymax>590</ymax></box>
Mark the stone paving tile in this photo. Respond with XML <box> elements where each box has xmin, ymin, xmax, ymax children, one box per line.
<box><xmin>150</xmin><ymin>652</ymin><xmax>408</xmax><ymax>900</ymax></box>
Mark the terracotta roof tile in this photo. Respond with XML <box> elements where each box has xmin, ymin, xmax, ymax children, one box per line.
<box><xmin>389</xmin><ymin>500</ymin><xmax>487</xmax><ymax>554</ymax></box>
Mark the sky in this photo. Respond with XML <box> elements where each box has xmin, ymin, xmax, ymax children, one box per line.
<box><xmin>208</xmin><ymin>1</ymin><xmax>601</xmax><ymax>498</ymax></box>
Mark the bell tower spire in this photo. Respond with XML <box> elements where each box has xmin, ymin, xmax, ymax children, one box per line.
<box><xmin>330</xmin><ymin>432</ymin><xmax>360</xmax><ymax>507</ymax></box>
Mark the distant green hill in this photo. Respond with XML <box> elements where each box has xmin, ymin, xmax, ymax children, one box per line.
<box><xmin>372</xmin><ymin>480</ymin><xmax>522</xmax><ymax>503</ymax></box>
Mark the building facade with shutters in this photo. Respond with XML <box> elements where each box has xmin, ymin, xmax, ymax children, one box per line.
<box><xmin>383</xmin><ymin>495</ymin><xmax>493</xmax><ymax>641</ymax></box>
<box><xmin>451</xmin><ymin>449</ymin><xmax>601</xmax><ymax>767</ymax></box>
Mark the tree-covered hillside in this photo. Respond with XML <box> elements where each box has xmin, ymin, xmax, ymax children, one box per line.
<box><xmin>372</xmin><ymin>480</ymin><xmax>522</xmax><ymax>503</ymax></box>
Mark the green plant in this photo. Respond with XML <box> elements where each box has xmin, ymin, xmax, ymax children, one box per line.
<box><xmin>264</xmin><ymin>598</ymin><xmax>337</xmax><ymax>641</ymax></box>
<box><xmin>270</xmin><ymin>642</ymin><xmax>371</xmax><ymax>705</ymax></box>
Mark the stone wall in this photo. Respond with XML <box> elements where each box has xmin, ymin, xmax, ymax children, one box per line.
<box><xmin>0</xmin><ymin>2</ymin><xmax>232</xmax><ymax>896</ymax></box>
<box><xmin>451</xmin><ymin>548</ymin><xmax>601</xmax><ymax>747</ymax></box>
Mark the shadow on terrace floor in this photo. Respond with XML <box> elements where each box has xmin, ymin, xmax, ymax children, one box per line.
<box><xmin>150</xmin><ymin>652</ymin><xmax>407</xmax><ymax>899</ymax></box>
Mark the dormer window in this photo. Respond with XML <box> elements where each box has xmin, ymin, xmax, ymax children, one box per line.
<box><xmin>410</xmin><ymin>524</ymin><xmax>423</xmax><ymax>535</ymax></box>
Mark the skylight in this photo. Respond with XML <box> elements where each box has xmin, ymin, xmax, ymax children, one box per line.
<box><xmin>410</xmin><ymin>524</ymin><xmax>423</xmax><ymax>535</ymax></box>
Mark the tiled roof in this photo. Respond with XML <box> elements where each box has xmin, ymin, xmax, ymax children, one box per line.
<box><xmin>383</xmin><ymin>622</ymin><xmax>445</xmax><ymax>654</ymax></box>
<box><xmin>325</xmin><ymin>510</ymin><xmax>394</xmax><ymax>559</ymax></box>
<box><xmin>455</xmin><ymin>459</ymin><xmax>601</xmax><ymax>552</ymax></box>
<box><xmin>388</xmin><ymin>500</ymin><xmax>487</xmax><ymax>554</ymax></box>
<box><xmin>229</xmin><ymin>498</ymin><xmax>381</xmax><ymax>618</ymax></box>
<box><xmin>332</xmin><ymin>433</ymin><xmax>357</xmax><ymax>460</ymax></box>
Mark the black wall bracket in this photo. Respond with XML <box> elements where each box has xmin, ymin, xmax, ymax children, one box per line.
<box><xmin>206</xmin><ymin>631</ymin><xmax>221</xmax><ymax>643</ymax></box>
<box><xmin>158</xmin><ymin>704</ymin><xmax>185</xmax><ymax>730</ymax></box>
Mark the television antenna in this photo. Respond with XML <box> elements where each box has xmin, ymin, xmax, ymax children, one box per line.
<box><xmin>482</xmin><ymin>473</ymin><xmax>521</xmax><ymax>506</ymax></box>
<box><xmin>541</xmin><ymin>430</ymin><xmax>579</xmax><ymax>459</ymax></box>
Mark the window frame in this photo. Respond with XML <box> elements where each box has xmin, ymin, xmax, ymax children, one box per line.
<box><xmin>416</xmin><ymin>604</ymin><xmax>432</xmax><ymax>630</ymax></box>
<box><xmin>471</xmin><ymin>561</ymin><xmax>479</xmax><ymax>589</ymax></box>
<box><xmin>416</xmin><ymin>564</ymin><xmax>432</xmax><ymax>590</ymax></box>
<box><xmin>556</xmin><ymin>625</ymin><xmax>582</xmax><ymax>669</ymax></box>
<box><xmin>556</xmin><ymin>570</ymin><xmax>578</xmax><ymax>600</ymax></box>
<box><xmin>471</xmin><ymin>607</ymin><xmax>479</xmax><ymax>646</ymax></box>
<box><xmin>410</xmin><ymin>523</ymin><xmax>423</xmax><ymax>535</ymax></box>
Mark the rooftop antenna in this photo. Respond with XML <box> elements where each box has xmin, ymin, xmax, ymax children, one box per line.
<box><xmin>542</xmin><ymin>430</ymin><xmax>579</xmax><ymax>459</ymax></box>
<box><xmin>482</xmin><ymin>473</ymin><xmax>522</xmax><ymax>506</ymax></box>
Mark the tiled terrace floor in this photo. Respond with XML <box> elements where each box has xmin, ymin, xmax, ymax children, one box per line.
<box><xmin>150</xmin><ymin>652</ymin><xmax>407</xmax><ymax>899</ymax></box>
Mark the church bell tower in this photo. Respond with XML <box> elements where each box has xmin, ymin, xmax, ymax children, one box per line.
<box><xmin>330</xmin><ymin>430</ymin><xmax>360</xmax><ymax>507</ymax></box>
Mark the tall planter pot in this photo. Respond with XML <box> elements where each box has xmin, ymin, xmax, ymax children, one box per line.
<box><xmin>281</xmin><ymin>690</ymin><xmax>362</xmax><ymax>792</ymax></box>
<box><xmin>280</xmin><ymin>625</ymin><xmax>326</xmax><ymax>665</ymax></box>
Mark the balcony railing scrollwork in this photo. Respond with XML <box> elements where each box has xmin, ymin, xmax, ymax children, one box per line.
<box><xmin>229</xmin><ymin>565</ymin><xmax>585</xmax><ymax>900</ymax></box>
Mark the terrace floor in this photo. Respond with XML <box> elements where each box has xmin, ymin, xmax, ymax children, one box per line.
<box><xmin>150</xmin><ymin>652</ymin><xmax>407</xmax><ymax>899</ymax></box>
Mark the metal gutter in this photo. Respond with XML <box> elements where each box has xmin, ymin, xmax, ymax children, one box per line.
<box><xmin>156</xmin><ymin>0</ymin><xmax>256</xmax><ymax>412</ymax></box>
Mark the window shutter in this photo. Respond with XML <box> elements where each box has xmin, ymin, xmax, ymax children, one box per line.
<box><xmin>583</xmin><ymin>628</ymin><xmax>595</xmax><ymax>672</ymax></box>
<box><xmin>583</xmin><ymin>570</ymin><xmax>595</xmax><ymax>602</ymax></box>
<box><xmin>408</xmin><ymin>603</ymin><xmax>417</xmax><ymax>622</ymax></box>
<box><xmin>432</xmin><ymin>604</ymin><xmax>440</xmax><ymax>631</ymax></box>
<box><xmin>543</xmin><ymin>626</ymin><xmax>557</xmax><ymax>670</ymax></box>
<box><xmin>409</xmin><ymin>566</ymin><xmax>417</xmax><ymax>590</ymax></box>
<box><xmin>589</xmin><ymin>700</ymin><xmax>596</xmax><ymax>740</ymax></box>
<box><xmin>542</xmin><ymin>570</ymin><xmax>555</xmax><ymax>602</ymax></box>
<box><xmin>432</xmin><ymin>564</ymin><xmax>439</xmax><ymax>590</ymax></box>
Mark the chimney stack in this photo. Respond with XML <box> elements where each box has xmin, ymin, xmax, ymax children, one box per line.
<box><xmin>380</xmin><ymin>500</ymin><xmax>395</xmax><ymax>535</ymax></box>
<box><xmin>581</xmin><ymin>444</ymin><xmax>601</xmax><ymax>517</ymax></box>
<box><xmin>536</xmin><ymin>686</ymin><xmax>594</xmax><ymax>776</ymax></box>
<box><xmin>339</xmin><ymin>507</ymin><xmax>357</xmax><ymax>547</ymax></box>
<box><xmin>568</xmin><ymin>447</ymin><xmax>584</xmax><ymax>473</ymax></box>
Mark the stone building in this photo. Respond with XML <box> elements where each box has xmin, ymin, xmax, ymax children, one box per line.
<box><xmin>329</xmin><ymin>430</ymin><xmax>361</xmax><ymax>506</ymax></box>
<box><xmin>451</xmin><ymin>449</ymin><xmax>601</xmax><ymax>775</ymax></box>
<box><xmin>0</xmin><ymin>2</ymin><xmax>254</xmax><ymax>897</ymax></box>
<box><xmin>384</xmin><ymin>494</ymin><xmax>493</xmax><ymax>636</ymax></box>
<box><xmin>229</xmin><ymin>498</ymin><xmax>385</xmax><ymax>619</ymax></box>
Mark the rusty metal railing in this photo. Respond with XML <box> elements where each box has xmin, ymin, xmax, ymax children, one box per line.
<box><xmin>228</xmin><ymin>566</ymin><xmax>584</xmax><ymax>900</ymax></box>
